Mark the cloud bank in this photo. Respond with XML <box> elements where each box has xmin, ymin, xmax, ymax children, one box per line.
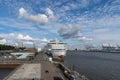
<box><xmin>0</xmin><ymin>33</ymin><xmax>33</xmax><ymax>41</ymax></box>
<box><xmin>0</xmin><ymin>33</ymin><xmax>50</xmax><ymax>48</ymax></box>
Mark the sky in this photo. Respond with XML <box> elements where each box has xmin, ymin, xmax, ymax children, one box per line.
<box><xmin>0</xmin><ymin>0</ymin><xmax>120</xmax><ymax>48</ymax></box>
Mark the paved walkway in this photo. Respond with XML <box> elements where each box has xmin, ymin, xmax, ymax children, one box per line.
<box><xmin>41</xmin><ymin>61</ymin><xmax>65</xmax><ymax>80</ymax></box>
<box><xmin>35</xmin><ymin>53</ymin><xmax>65</xmax><ymax>80</ymax></box>
<box><xmin>33</xmin><ymin>52</ymin><xmax>48</xmax><ymax>62</ymax></box>
<box><xmin>6</xmin><ymin>63</ymin><xmax>41</xmax><ymax>80</ymax></box>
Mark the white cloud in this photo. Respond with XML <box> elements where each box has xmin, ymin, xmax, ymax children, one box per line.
<box><xmin>0</xmin><ymin>33</ymin><xmax>33</xmax><ymax>41</ymax></box>
<box><xmin>19</xmin><ymin>7</ymin><xmax>49</xmax><ymax>25</ymax></box>
<box><xmin>0</xmin><ymin>33</ymin><xmax>51</xmax><ymax>48</ymax></box>
<box><xmin>17</xmin><ymin>34</ymin><xmax>33</xmax><ymax>40</ymax></box>
<box><xmin>1</xmin><ymin>0</ymin><xmax>120</xmax><ymax>47</ymax></box>
<box><xmin>19</xmin><ymin>8</ymin><xmax>27</xmax><ymax>18</ymax></box>
<box><xmin>76</xmin><ymin>14</ymin><xmax>120</xmax><ymax>30</ymax></box>
<box><xmin>23</xmin><ymin>41</ymin><xmax>33</xmax><ymax>45</ymax></box>
<box><xmin>60</xmin><ymin>0</ymin><xmax>90</xmax><ymax>12</ymax></box>
<box><xmin>9</xmin><ymin>33</ymin><xmax>16</xmax><ymax>37</ymax></box>
<box><xmin>46</xmin><ymin>8</ymin><xmax>54</xmax><ymax>19</ymax></box>
<box><xmin>41</xmin><ymin>38</ymin><xmax>49</xmax><ymax>43</ymax></box>
<box><xmin>76</xmin><ymin>36</ymin><xmax>92</xmax><ymax>41</ymax></box>
<box><xmin>57</xmin><ymin>24</ymin><xmax>92</xmax><ymax>41</ymax></box>
<box><xmin>17</xmin><ymin>34</ymin><xmax>23</xmax><ymax>40</ymax></box>
<box><xmin>24</xmin><ymin>35</ymin><xmax>32</xmax><ymax>40</ymax></box>
<box><xmin>58</xmin><ymin>24</ymin><xmax>80</xmax><ymax>39</ymax></box>
<box><xmin>59</xmin><ymin>0</ymin><xmax>120</xmax><ymax>28</ymax></box>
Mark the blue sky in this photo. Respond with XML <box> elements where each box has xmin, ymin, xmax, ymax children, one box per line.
<box><xmin>0</xmin><ymin>0</ymin><xmax>120</xmax><ymax>48</ymax></box>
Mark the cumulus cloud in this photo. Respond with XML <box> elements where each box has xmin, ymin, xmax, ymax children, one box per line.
<box><xmin>19</xmin><ymin>7</ymin><xmax>49</xmax><ymax>25</ymax></box>
<box><xmin>58</xmin><ymin>24</ymin><xmax>80</xmax><ymax>39</ymax></box>
<box><xmin>0</xmin><ymin>33</ymin><xmax>32</xmax><ymax>46</ymax></box>
<box><xmin>17</xmin><ymin>34</ymin><xmax>33</xmax><ymax>40</ymax></box>
<box><xmin>0</xmin><ymin>33</ymin><xmax>33</xmax><ymax>41</ymax></box>
<box><xmin>41</xmin><ymin>38</ymin><xmax>49</xmax><ymax>43</ymax></box>
<box><xmin>46</xmin><ymin>8</ymin><xmax>55</xmax><ymax>20</ymax></box>
<box><xmin>0</xmin><ymin>33</ymin><xmax>51</xmax><ymax>48</ymax></box>
<box><xmin>58</xmin><ymin>24</ymin><xmax>92</xmax><ymax>41</ymax></box>
<box><xmin>19</xmin><ymin>8</ymin><xmax>27</xmax><ymax>18</ymax></box>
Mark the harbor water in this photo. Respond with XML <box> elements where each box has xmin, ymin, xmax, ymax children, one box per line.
<box><xmin>65</xmin><ymin>51</ymin><xmax>120</xmax><ymax>80</ymax></box>
<box><xmin>0</xmin><ymin>68</ymin><xmax>14</xmax><ymax>80</ymax></box>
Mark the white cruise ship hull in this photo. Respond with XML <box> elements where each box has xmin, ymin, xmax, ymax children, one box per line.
<box><xmin>51</xmin><ymin>50</ymin><xmax>66</xmax><ymax>57</ymax></box>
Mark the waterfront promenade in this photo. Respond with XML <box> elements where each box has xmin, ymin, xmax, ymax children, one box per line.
<box><xmin>3</xmin><ymin>52</ymin><xmax>66</xmax><ymax>80</ymax></box>
<box><xmin>5</xmin><ymin>64</ymin><xmax>41</xmax><ymax>80</ymax></box>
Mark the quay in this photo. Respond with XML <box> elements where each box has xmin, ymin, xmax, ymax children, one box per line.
<box><xmin>1</xmin><ymin>52</ymin><xmax>88</xmax><ymax>80</ymax></box>
<box><xmin>4</xmin><ymin>64</ymin><xmax>41</xmax><ymax>80</ymax></box>
<box><xmin>2</xmin><ymin>52</ymin><xmax>66</xmax><ymax>80</ymax></box>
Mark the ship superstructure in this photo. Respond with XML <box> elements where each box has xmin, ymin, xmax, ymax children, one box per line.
<box><xmin>45</xmin><ymin>40</ymin><xmax>66</xmax><ymax>60</ymax></box>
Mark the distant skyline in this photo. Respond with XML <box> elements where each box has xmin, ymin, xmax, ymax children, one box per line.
<box><xmin>0</xmin><ymin>0</ymin><xmax>120</xmax><ymax>48</ymax></box>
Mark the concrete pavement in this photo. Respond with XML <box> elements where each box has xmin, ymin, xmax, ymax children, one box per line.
<box><xmin>5</xmin><ymin>63</ymin><xmax>41</xmax><ymax>80</ymax></box>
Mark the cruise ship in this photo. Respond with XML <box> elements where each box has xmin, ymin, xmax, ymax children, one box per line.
<box><xmin>45</xmin><ymin>40</ymin><xmax>67</xmax><ymax>60</ymax></box>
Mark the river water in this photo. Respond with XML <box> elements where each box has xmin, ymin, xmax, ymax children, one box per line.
<box><xmin>0</xmin><ymin>68</ymin><xmax>14</xmax><ymax>80</ymax></box>
<box><xmin>64</xmin><ymin>51</ymin><xmax>120</xmax><ymax>80</ymax></box>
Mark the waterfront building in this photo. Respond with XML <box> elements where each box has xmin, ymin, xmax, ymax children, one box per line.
<box><xmin>17</xmin><ymin>42</ymin><xmax>23</xmax><ymax>48</ymax></box>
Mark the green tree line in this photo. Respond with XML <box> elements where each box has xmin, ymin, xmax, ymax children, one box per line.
<box><xmin>0</xmin><ymin>44</ymin><xmax>15</xmax><ymax>50</ymax></box>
